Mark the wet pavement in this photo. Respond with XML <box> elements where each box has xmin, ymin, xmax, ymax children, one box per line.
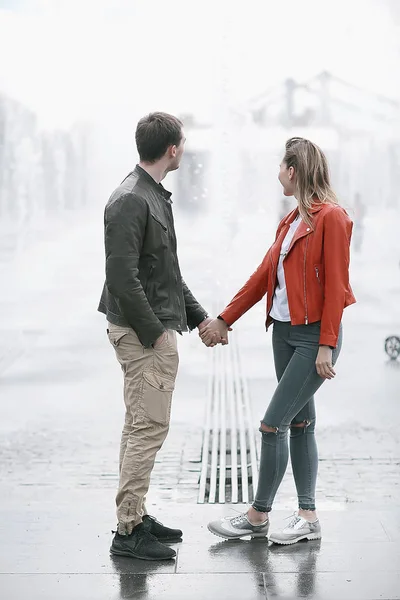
<box><xmin>0</xmin><ymin>208</ymin><xmax>399</xmax><ymax>599</ymax></box>
<box><xmin>0</xmin><ymin>502</ymin><xmax>399</xmax><ymax>599</ymax></box>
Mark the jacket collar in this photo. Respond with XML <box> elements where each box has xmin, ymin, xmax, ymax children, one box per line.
<box><xmin>284</xmin><ymin>199</ymin><xmax>324</xmax><ymax>224</ymax></box>
<box><xmin>134</xmin><ymin>165</ymin><xmax>173</xmax><ymax>202</ymax></box>
<box><xmin>310</xmin><ymin>201</ymin><xmax>324</xmax><ymax>214</ymax></box>
<box><xmin>282</xmin><ymin>200</ymin><xmax>325</xmax><ymax>255</ymax></box>
<box><xmin>284</xmin><ymin>208</ymin><xmax>299</xmax><ymax>225</ymax></box>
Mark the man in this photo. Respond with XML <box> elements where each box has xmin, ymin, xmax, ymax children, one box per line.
<box><xmin>98</xmin><ymin>112</ymin><xmax>215</xmax><ymax>561</ymax></box>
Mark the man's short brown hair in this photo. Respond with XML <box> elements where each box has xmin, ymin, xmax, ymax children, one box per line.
<box><xmin>135</xmin><ymin>112</ymin><xmax>183</xmax><ymax>163</ymax></box>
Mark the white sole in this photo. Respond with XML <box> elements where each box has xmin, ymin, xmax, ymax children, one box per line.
<box><xmin>269</xmin><ymin>532</ymin><xmax>322</xmax><ymax>545</ymax></box>
<box><xmin>207</xmin><ymin>524</ymin><xmax>269</xmax><ymax>541</ymax></box>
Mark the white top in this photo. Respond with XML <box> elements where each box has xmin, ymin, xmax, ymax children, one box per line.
<box><xmin>270</xmin><ymin>215</ymin><xmax>302</xmax><ymax>322</ymax></box>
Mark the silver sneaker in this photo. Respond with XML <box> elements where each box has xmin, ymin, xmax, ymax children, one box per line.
<box><xmin>269</xmin><ymin>512</ymin><xmax>321</xmax><ymax>545</ymax></box>
<box><xmin>207</xmin><ymin>512</ymin><xmax>270</xmax><ymax>540</ymax></box>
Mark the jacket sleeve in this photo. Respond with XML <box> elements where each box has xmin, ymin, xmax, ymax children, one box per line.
<box><xmin>219</xmin><ymin>251</ymin><xmax>271</xmax><ymax>326</ymax></box>
<box><xmin>319</xmin><ymin>208</ymin><xmax>353</xmax><ymax>347</ymax></box>
<box><xmin>181</xmin><ymin>279</ymin><xmax>208</xmax><ymax>330</ymax></box>
<box><xmin>105</xmin><ymin>193</ymin><xmax>165</xmax><ymax>348</ymax></box>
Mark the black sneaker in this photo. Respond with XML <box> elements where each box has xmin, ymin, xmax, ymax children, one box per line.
<box><xmin>110</xmin><ymin>523</ymin><xmax>176</xmax><ymax>561</ymax></box>
<box><xmin>142</xmin><ymin>515</ymin><xmax>183</xmax><ymax>541</ymax></box>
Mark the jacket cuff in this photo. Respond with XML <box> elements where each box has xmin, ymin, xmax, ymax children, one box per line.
<box><xmin>219</xmin><ymin>309</ymin><xmax>233</xmax><ymax>327</ymax></box>
<box><xmin>319</xmin><ymin>334</ymin><xmax>337</xmax><ymax>348</ymax></box>
<box><xmin>137</xmin><ymin>323</ymin><xmax>166</xmax><ymax>348</ymax></box>
<box><xmin>187</xmin><ymin>309</ymin><xmax>208</xmax><ymax>331</ymax></box>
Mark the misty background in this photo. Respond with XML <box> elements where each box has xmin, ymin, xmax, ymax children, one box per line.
<box><xmin>0</xmin><ymin>0</ymin><xmax>399</xmax><ymax>419</ymax></box>
<box><xmin>1</xmin><ymin>5</ymin><xmax>400</xmax><ymax>599</ymax></box>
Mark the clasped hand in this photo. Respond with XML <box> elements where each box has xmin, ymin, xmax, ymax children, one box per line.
<box><xmin>198</xmin><ymin>318</ymin><xmax>231</xmax><ymax>347</ymax></box>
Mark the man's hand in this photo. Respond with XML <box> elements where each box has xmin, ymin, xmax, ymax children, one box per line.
<box><xmin>199</xmin><ymin>318</ymin><xmax>230</xmax><ymax>347</ymax></box>
<box><xmin>153</xmin><ymin>331</ymin><xmax>168</xmax><ymax>350</ymax></box>
<box><xmin>197</xmin><ymin>317</ymin><xmax>213</xmax><ymax>332</ymax></box>
<box><xmin>316</xmin><ymin>346</ymin><xmax>335</xmax><ymax>379</ymax></box>
<box><xmin>198</xmin><ymin>317</ymin><xmax>221</xmax><ymax>346</ymax></box>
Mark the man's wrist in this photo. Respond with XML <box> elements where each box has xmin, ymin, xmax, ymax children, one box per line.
<box><xmin>197</xmin><ymin>315</ymin><xmax>210</xmax><ymax>329</ymax></box>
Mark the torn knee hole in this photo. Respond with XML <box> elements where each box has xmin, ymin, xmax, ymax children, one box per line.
<box><xmin>291</xmin><ymin>419</ymin><xmax>311</xmax><ymax>429</ymax></box>
<box><xmin>260</xmin><ymin>423</ymin><xmax>278</xmax><ymax>434</ymax></box>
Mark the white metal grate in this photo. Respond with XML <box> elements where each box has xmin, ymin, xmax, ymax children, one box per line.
<box><xmin>198</xmin><ymin>336</ymin><xmax>259</xmax><ymax>504</ymax></box>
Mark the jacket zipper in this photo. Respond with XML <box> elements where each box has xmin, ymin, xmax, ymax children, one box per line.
<box><xmin>268</xmin><ymin>253</ymin><xmax>276</xmax><ymax>314</ymax></box>
<box><xmin>303</xmin><ymin>237</ymin><xmax>310</xmax><ymax>324</ymax></box>
<box><xmin>163</xmin><ymin>202</ymin><xmax>183</xmax><ymax>321</ymax></box>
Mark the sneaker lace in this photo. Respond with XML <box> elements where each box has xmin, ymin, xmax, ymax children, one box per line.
<box><xmin>285</xmin><ymin>512</ymin><xmax>301</xmax><ymax>529</ymax></box>
<box><xmin>230</xmin><ymin>513</ymin><xmax>247</xmax><ymax>526</ymax></box>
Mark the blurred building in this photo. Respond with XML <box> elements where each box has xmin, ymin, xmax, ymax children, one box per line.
<box><xmin>175</xmin><ymin>72</ymin><xmax>400</xmax><ymax>217</ymax></box>
<box><xmin>0</xmin><ymin>93</ymin><xmax>90</xmax><ymax>261</ymax></box>
<box><xmin>0</xmin><ymin>93</ymin><xmax>90</xmax><ymax>221</ymax></box>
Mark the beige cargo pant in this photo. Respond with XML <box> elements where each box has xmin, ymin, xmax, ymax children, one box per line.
<box><xmin>107</xmin><ymin>322</ymin><xmax>179</xmax><ymax>535</ymax></box>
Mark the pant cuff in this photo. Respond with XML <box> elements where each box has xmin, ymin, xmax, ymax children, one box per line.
<box><xmin>298</xmin><ymin>505</ymin><xmax>316</xmax><ymax>511</ymax></box>
<box><xmin>117</xmin><ymin>518</ymin><xmax>142</xmax><ymax>535</ymax></box>
<box><xmin>252</xmin><ymin>503</ymin><xmax>272</xmax><ymax>513</ymax></box>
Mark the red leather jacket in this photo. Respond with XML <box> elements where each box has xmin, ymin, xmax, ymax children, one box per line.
<box><xmin>220</xmin><ymin>202</ymin><xmax>356</xmax><ymax>348</ymax></box>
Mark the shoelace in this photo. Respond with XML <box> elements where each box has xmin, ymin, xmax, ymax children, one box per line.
<box><xmin>285</xmin><ymin>512</ymin><xmax>304</xmax><ymax>529</ymax></box>
<box><xmin>230</xmin><ymin>513</ymin><xmax>267</xmax><ymax>528</ymax></box>
<box><xmin>287</xmin><ymin>511</ymin><xmax>319</xmax><ymax>529</ymax></box>
<box><xmin>228</xmin><ymin>505</ymin><xmax>271</xmax><ymax>527</ymax></box>
<box><xmin>230</xmin><ymin>514</ymin><xmax>248</xmax><ymax>527</ymax></box>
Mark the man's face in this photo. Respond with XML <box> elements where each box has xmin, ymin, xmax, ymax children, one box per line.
<box><xmin>168</xmin><ymin>129</ymin><xmax>186</xmax><ymax>171</ymax></box>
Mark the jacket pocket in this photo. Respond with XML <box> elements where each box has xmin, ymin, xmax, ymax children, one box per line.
<box><xmin>141</xmin><ymin>371</ymin><xmax>175</xmax><ymax>425</ymax></box>
<box><xmin>314</xmin><ymin>264</ymin><xmax>324</xmax><ymax>293</ymax></box>
<box><xmin>150</xmin><ymin>213</ymin><xmax>168</xmax><ymax>232</ymax></box>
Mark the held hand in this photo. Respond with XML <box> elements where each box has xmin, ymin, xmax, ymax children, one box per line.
<box><xmin>316</xmin><ymin>346</ymin><xmax>336</xmax><ymax>379</ymax></box>
<box><xmin>200</xmin><ymin>318</ymin><xmax>230</xmax><ymax>347</ymax></box>
<box><xmin>153</xmin><ymin>331</ymin><xmax>168</xmax><ymax>350</ymax></box>
<box><xmin>197</xmin><ymin>317</ymin><xmax>213</xmax><ymax>332</ymax></box>
<box><xmin>198</xmin><ymin>317</ymin><xmax>221</xmax><ymax>347</ymax></box>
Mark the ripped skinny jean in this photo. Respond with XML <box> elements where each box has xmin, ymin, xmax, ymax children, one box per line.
<box><xmin>252</xmin><ymin>320</ymin><xmax>342</xmax><ymax>513</ymax></box>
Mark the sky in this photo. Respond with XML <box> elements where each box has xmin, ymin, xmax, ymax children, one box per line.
<box><xmin>0</xmin><ymin>0</ymin><xmax>399</xmax><ymax>130</ymax></box>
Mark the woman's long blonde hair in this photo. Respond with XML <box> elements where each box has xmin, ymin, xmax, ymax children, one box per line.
<box><xmin>283</xmin><ymin>137</ymin><xmax>338</xmax><ymax>227</ymax></box>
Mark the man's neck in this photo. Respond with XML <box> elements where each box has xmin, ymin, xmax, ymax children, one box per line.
<box><xmin>139</xmin><ymin>161</ymin><xmax>168</xmax><ymax>184</ymax></box>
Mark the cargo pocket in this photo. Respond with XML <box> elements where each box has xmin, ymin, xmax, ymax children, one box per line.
<box><xmin>141</xmin><ymin>371</ymin><xmax>175</xmax><ymax>425</ymax></box>
<box><xmin>107</xmin><ymin>329</ymin><xmax>129</xmax><ymax>348</ymax></box>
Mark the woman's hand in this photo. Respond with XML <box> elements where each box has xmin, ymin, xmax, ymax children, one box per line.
<box><xmin>316</xmin><ymin>345</ymin><xmax>336</xmax><ymax>379</ymax></box>
<box><xmin>199</xmin><ymin>318</ymin><xmax>230</xmax><ymax>347</ymax></box>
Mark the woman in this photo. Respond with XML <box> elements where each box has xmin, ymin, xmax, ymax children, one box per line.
<box><xmin>201</xmin><ymin>137</ymin><xmax>356</xmax><ymax>545</ymax></box>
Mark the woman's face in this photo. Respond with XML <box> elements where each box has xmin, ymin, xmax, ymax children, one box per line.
<box><xmin>278</xmin><ymin>161</ymin><xmax>296</xmax><ymax>196</ymax></box>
